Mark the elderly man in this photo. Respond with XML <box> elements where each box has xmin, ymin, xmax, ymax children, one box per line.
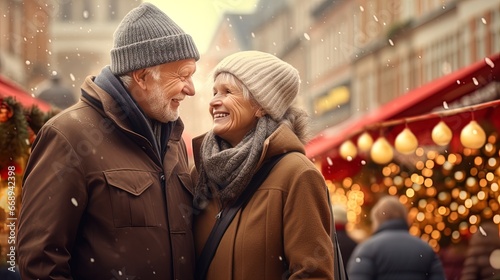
<box><xmin>18</xmin><ymin>3</ymin><xmax>199</xmax><ymax>279</ymax></box>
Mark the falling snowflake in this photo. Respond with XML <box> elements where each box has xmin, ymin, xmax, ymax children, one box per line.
<box><xmin>485</xmin><ymin>57</ymin><xmax>495</xmax><ymax>68</ymax></box>
<box><xmin>326</xmin><ymin>157</ymin><xmax>333</xmax><ymax>166</ymax></box>
<box><xmin>443</xmin><ymin>101</ymin><xmax>449</xmax><ymax>109</ymax></box>
<box><xmin>110</xmin><ymin>268</ymin><xmax>136</xmax><ymax>280</ymax></box>
<box><xmin>472</xmin><ymin>77</ymin><xmax>479</xmax><ymax>86</ymax></box>
<box><xmin>479</xmin><ymin>225</ymin><xmax>487</xmax><ymax>236</ymax></box>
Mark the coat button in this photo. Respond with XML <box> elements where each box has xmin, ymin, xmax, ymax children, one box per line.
<box><xmin>160</xmin><ymin>174</ymin><xmax>165</xmax><ymax>181</ymax></box>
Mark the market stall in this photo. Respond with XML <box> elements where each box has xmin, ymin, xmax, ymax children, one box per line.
<box><xmin>306</xmin><ymin>53</ymin><xmax>500</xmax><ymax>251</ymax></box>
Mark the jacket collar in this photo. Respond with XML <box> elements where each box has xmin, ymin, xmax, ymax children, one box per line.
<box><xmin>374</xmin><ymin>219</ymin><xmax>409</xmax><ymax>235</ymax></box>
<box><xmin>256</xmin><ymin>124</ymin><xmax>305</xmax><ymax>166</ymax></box>
<box><xmin>80</xmin><ymin>69</ymin><xmax>185</xmax><ymax>158</ymax></box>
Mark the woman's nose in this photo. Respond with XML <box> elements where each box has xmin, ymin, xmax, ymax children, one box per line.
<box><xmin>209</xmin><ymin>97</ymin><xmax>221</xmax><ymax>107</ymax></box>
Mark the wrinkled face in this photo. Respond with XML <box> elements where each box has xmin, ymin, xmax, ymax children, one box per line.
<box><xmin>210</xmin><ymin>74</ymin><xmax>261</xmax><ymax>147</ymax></box>
<box><xmin>131</xmin><ymin>59</ymin><xmax>196</xmax><ymax>123</ymax></box>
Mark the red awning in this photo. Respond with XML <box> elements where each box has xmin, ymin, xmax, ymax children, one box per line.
<box><xmin>306</xmin><ymin>52</ymin><xmax>500</xmax><ymax>159</ymax></box>
<box><xmin>0</xmin><ymin>75</ymin><xmax>52</xmax><ymax>112</ymax></box>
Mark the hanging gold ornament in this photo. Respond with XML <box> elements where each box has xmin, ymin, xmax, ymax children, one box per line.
<box><xmin>357</xmin><ymin>132</ymin><xmax>373</xmax><ymax>152</ymax></box>
<box><xmin>395</xmin><ymin>127</ymin><xmax>418</xmax><ymax>154</ymax></box>
<box><xmin>339</xmin><ymin>140</ymin><xmax>357</xmax><ymax>160</ymax></box>
<box><xmin>370</xmin><ymin>136</ymin><xmax>394</xmax><ymax>164</ymax></box>
<box><xmin>460</xmin><ymin>120</ymin><xmax>486</xmax><ymax>149</ymax></box>
<box><xmin>432</xmin><ymin>121</ymin><xmax>453</xmax><ymax>146</ymax></box>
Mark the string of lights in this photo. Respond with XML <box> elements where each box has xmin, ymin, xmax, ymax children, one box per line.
<box><xmin>328</xmin><ymin>98</ymin><xmax>500</xmax><ymax>251</ymax></box>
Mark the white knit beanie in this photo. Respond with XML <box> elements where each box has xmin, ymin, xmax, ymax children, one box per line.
<box><xmin>213</xmin><ymin>51</ymin><xmax>300</xmax><ymax>120</ymax></box>
<box><xmin>110</xmin><ymin>3</ymin><xmax>200</xmax><ymax>75</ymax></box>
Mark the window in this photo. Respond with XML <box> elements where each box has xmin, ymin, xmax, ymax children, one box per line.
<box><xmin>108</xmin><ymin>0</ymin><xmax>118</xmax><ymax>21</ymax></box>
<box><xmin>82</xmin><ymin>0</ymin><xmax>92</xmax><ymax>21</ymax></box>
<box><xmin>59</xmin><ymin>0</ymin><xmax>72</xmax><ymax>22</ymax></box>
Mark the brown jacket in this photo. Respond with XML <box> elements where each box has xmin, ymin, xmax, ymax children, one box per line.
<box><xmin>18</xmin><ymin>75</ymin><xmax>195</xmax><ymax>279</ymax></box>
<box><xmin>461</xmin><ymin>223</ymin><xmax>500</xmax><ymax>280</ymax></box>
<box><xmin>192</xmin><ymin>125</ymin><xmax>334</xmax><ymax>279</ymax></box>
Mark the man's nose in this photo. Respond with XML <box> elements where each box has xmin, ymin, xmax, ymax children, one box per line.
<box><xmin>182</xmin><ymin>78</ymin><xmax>195</xmax><ymax>96</ymax></box>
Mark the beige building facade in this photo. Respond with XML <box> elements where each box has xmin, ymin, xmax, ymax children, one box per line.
<box><xmin>205</xmin><ymin>0</ymin><xmax>500</xmax><ymax>138</ymax></box>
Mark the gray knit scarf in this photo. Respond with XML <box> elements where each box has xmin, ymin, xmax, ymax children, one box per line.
<box><xmin>194</xmin><ymin>116</ymin><xmax>279</xmax><ymax>209</ymax></box>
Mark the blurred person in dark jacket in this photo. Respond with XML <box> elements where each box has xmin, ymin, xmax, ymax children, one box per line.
<box><xmin>17</xmin><ymin>3</ymin><xmax>199</xmax><ymax>279</ymax></box>
<box><xmin>332</xmin><ymin>204</ymin><xmax>358</xmax><ymax>266</ymax></box>
<box><xmin>460</xmin><ymin>222</ymin><xmax>500</xmax><ymax>280</ymax></box>
<box><xmin>439</xmin><ymin>238</ymin><xmax>467</xmax><ymax>280</ymax></box>
<box><xmin>37</xmin><ymin>74</ymin><xmax>77</xmax><ymax>110</ymax></box>
<box><xmin>347</xmin><ymin>196</ymin><xmax>445</xmax><ymax>280</ymax></box>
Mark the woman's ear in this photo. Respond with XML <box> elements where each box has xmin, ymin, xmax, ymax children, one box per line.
<box><xmin>255</xmin><ymin>108</ymin><xmax>266</xmax><ymax>118</ymax></box>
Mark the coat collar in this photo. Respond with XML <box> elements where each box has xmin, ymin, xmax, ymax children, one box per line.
<box><xmin>374</xmin><ymin>219</ymin><xmax>409</xmax><ymax>235</ymax></box>
<box><xmin>80</xmin><ymin>73</ymin><xmax>185</xmax><ymax>162</ymax></box>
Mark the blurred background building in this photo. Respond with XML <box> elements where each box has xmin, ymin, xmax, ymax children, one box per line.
<box><xmin>1</xmin><ymin>0</ymin><xmax>500</xmax><ymax>274</ymax></box>
<box><xmin>201</xmin><ymin>1</ymin><xmax>500</xmax><ymax>259</ymax></box>
<box><xmin>0</xmin><ymin>0</ymin><xmax>141</xmax><ymax>106</ymax></box>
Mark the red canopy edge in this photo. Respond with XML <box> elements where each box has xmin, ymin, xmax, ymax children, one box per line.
<box><xmin>306</xmin><ymin>53</ymin><xmax>500</xmax><ymax>159</ymax></box>
<box><xmin>0</xmin><ymin>75</ymin><xmax>52</xmax><ymax>112</ymax></box>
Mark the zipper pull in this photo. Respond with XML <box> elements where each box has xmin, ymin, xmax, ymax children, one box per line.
<box><xmin>215</xmin><ymin>211</ymin><xmax>222</xmax><ymax>219</ymax></box>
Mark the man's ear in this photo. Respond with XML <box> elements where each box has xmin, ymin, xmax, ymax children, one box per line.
<box><xmin>131</xmin><ymin>69</ymin><xmax>148</xmax><ymax>90</ymax></box>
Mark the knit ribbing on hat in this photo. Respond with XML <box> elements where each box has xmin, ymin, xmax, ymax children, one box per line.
<box><xmin>110</xmin><ymin>3</ymin><xmax>200</xmax><ymax>75</ymax></box>
<box><xmin>214</xmin><ymin>51</ymin><xmax>300</xmax><ymax>120</ymax></box>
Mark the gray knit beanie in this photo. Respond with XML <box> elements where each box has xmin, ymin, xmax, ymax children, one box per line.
<box><xmin>110</xmin><ymin>2</ymin><xmax>200</xmax><ymax>75</ymax></box>
<box><xmin>213</xmin><ymin>51</ymin><xmax>300</xmax><ymax>120</ymax></box>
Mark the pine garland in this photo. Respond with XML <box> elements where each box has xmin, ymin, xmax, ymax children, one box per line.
<box><xmin>0</xmin><ymin>97</ymin><xmax>30</xmax><ymax>167</ymax></box>
<box><xmin>25</xmin><ymin>105</ymin><xmax>46</xmax><ymax>134</ymax></box>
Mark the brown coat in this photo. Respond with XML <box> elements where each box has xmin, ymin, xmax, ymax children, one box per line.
<box><xmin>461</xmin><ymin>223</ymin><xmax>500</xmax><ymax>280</ymax></box>
<box><xmin>18</xmin><ymin>75</ymin><xmax>195</xmax><ymax>279</ymax></box>
<box><xmin>192</xmin><ymin>125</ymin><xmax>335</xmax><ymax>280</ymax></box>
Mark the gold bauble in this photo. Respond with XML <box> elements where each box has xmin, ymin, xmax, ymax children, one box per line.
<box><xmin>357</xmin><ymin>132</ymin><xmax>373</xmax><ymax>152</ymax></box>
<box><xmin>370</xmin><ymin>136</ymin><xmax>394</xmax><ymax>164</ymax></box>
<box><xmin>395</xmin><ymin>128</ymin><xmax>418</xmax><ymax>154</ymax></box>
<box><xmin>339</xmin><ymin>140</ymin><xmax>357</xmax><ymax>160</ymax></box>
<box><xmin>460</xmin><ymin>120</ymin><xmax>486</xmax><ymax>149</ymax></box>
<box><xmin>432</xmin><ymin>121</ymin><xmax>453</xmax><ymax>146</ymax></box>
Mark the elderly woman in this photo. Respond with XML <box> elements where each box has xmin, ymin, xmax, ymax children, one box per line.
<box><xmin>191</xmin><ymin>51</ymin><xmax>334</xmax><ymax>280</ymax></box>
